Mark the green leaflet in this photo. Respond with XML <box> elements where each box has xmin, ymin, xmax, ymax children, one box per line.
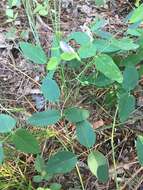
<box><xmin>130</xmin><ymin>4</ymin><xmax>143</xmax><ymax>23</ymax></box>
<box><xmin>94</xmin><ymin>54</ymin><xmax>123</xmax><ymax>83</ymax></box>
<box><xmin>67</xmin><ymin>32</ymin><xmax>91</xmax><ymax>46</ymax></box>
<box><xmin>136</xmin><ymin>135</ymin><xmax>143</xmax><ymax>166</ymax></box>
<box><xmin>64</xmin><ymin>107</ymin><xmax>89</xmax><ymax>123</ymax></box>
<box><xmin>118</xmin><ymin>93</ymin><xmax>135</xmax><ymax>122</ymax></box>
<box><xmin>19</xmin><ymin>42</ymin><xmax>47</xmax><ymax>64</ymax></box>
<box><xmin>78</xmin><ymin>43</ymin><xmax>97</xmax><ymax>58</ymax></box>
<box><xmin>27</xmin><ymin>109</ymin><xmax>61</xmax><ymax>127</ymax></box>
<box><xmin>121</xmin><ymin>49</ymin><xmax>143</xmax><ymax>66</ymax></box>
<box><xmin>61</xmin><ymin>52</ymin><xmax>79</xmax><ymax>61</ymax></box>
<box><xmin>111</xmin><ymin>38</ymin><xmax>139</xmax><ymax>51</ymax></box>
<box><xmin>12</xmin><ymin>129</ymin><xmax>40</xmax><ymax>154</ymax></box>
<box><xmin>122</xmin><ymin>66</ymin><xmax>139</xmax><ymax>91</ymax></box>
<box><xmin>87</xmin><ymin>151</ymin><xmax>109</xmax><ymax>183</ymax></box>
<box><xmin>0</xmin><ymin>114</ymin><xmax>16</xmax><ymax>133</ymax></box>
<box><xmin>41</xmin><ymin>77</ymin><xmax>60</xmax><ymax>103</ymax></box>
<box><xmin>46</xmin><ymin>151</ymin><xmax>77</xmax><ymax>174</ymax></box>
<box><xmin>93</xmin><ymin>39</ymin><xmax>120</xmax><ymax>53</ymax></box>
<box><xmin>76</xmin><ymin>120</ymin><xmax>96</xmax><ymax>148</ymax></box>
<box><xmin>47</xmin><ymin>57</ymin><xmax>59</xmax><ymax>71</ymax></box>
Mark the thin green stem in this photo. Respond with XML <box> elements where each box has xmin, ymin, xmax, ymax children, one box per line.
<box><xmin>111</xmin><ymin>106</ymin><xmax>120</xmax><ymax>190</ymax></box>
<box><xmin>76</xmin><ymin>165</ymin><xmax>85</xmax><ymax>190</ymax></box>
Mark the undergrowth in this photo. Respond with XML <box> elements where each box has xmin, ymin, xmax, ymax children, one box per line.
<box><xmin>1</xmin><ymin>0</ymin><xmax>143</xmax><ymax>190</ymax></box>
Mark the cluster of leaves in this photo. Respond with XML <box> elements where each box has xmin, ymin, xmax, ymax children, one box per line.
<box><xmin>1</xmin><ymin>3</ymin><xmax>143</xmax><ymax>187</ymax></box>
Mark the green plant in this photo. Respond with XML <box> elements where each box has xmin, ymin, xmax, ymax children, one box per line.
<box><xmin>1</xmin><ymin>3</ymin><xmax>143</xmax><ymax>189</ymax></box>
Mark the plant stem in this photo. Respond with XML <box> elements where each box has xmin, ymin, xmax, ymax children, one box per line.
<box><xmin>111</xmin><ymin>106</ymin><xmax>120</xmax><ymax>190</ymax></box>
<box><xmin>76</xmin><ymin>165</ymin><xmax>85</xmax><ymax>190</ymax></box>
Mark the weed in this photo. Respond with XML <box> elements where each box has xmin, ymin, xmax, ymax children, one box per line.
<box><xmin>1</xmin><ymin>1</ymin><xmax>143</xmax><ymax>190</ymax></box>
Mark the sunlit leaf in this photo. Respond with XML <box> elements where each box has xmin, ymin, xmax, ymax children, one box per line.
<box><xmin>130</xmin><ymin>4</ymin><xmax>143</xmax><ymax>23</ymax></box>
<box><xmin>88</xmin><ymin>151</ymin><xmax>109</xmax><ymax>183</ymax></box>
<box><xmin>94</xmin><ymin>54</ymin><xmax>123</xmax><ymax>83</ymax></box>
<box><xmin>47</xmin><ymin>57</ymin><xmax>59</xmax><ymax>71</ymax></box>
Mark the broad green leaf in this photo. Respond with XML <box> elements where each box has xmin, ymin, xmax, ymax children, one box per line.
<box><xmin>12</xmin><ymin>129</ymin><xmax>40</xmax><ymax>154</ymax></box>
<box><xmin>130</xmin><ymin>4</ymin><xmax>143</xmax><ymax>23</ymax></box>
<box><xmin>67</xmin><ymin>32</ymin><xmax>91</xmax><ymax>46</ymax></box>
<box><xmin>122</xmin><ymin>66</ymin><xmax>139</xmax><ymax>91</ymax></box>
<box><xmin>94</xmin><ymin>54</ymin><xmax>123</xmax><ymax>83</ymax></box>
<box><xmin>41</xmin><ymin>77</ymin><xmax>60</xmax><ymax>102</ymax></box>
<box><xmin>0</xmin><ymin>143</ymin><xmax>4</xmax><ymax>165</ymax></box>
<box><xmin>0</xmin><ymin>114</ymin><xmax>16</xmax><ymax>133</ymax></box>
<box><xmin>46</xmin><ymin>151</ymin><xmax>77</xmax><ymax>174</ymax></box>
<box><xmin>90</xmin><ymin>18</ymin><xmax>106</xmax><ymax>32</ymax></box>
<box><xmin>47</xmin><ymin>57</ymin><xmax>59</xmax><ymax>71</ymax></box>
<box><xmin>61</xmin><ymin>52</ymin><xmax>79</xmax><ymax>61</ymax></box>
<box><xmin>118</xmin><ymin>93</ymin><xmax>135</xmax><ymax>122</ymax></box>
<box><xmin>136</xmin><ymin>135</ymin><xmax>143</xmax><ymax>166</ymax></box>
<box><xmin>126</xmin><ymin>28</ymin><xmax>142</xmax><ymax>36</ymax></box>
<box><xmin>19</xmin><ymin>42</ymin><xmax>47</xmax><ymax>64</ymax></box>
<box><xmin>93</xmin><ymin>39</ymin><xmax>120</xmax><ymax>53</ymax></box>
<box><xmin>111</xmin><ymin>38</ymin><xmax>139</xmax><ymax>51</ymax></box>
<box><xmin>76</xmin><ymin>120</ymin><xmax>96</xmax><ymax>148</ymax></box>
<box><xmin>80</xmin><ymin>72</ymin><xmax>114</xmax><ymax>87</ymax></box>
<box><xmin>27</xmin><ymin>109</ymin><xmax>61</xmax><ymax>127</ymax></box>
<box><xmin>64</xmin><ymin>107</ymin><xmax>89</xmax><ymax>123</ymax></box>
<box><xmin>121</xmin><ymin>49</ymin><xmax>143</xmax><ymax>66</ymax></box>
<box><xmin>87</xmin><ymin>151</ymin><xmax>109</xmax><ymax>183</ymax></box>
<box><xmin>78</xmin><ymin>43</ymin><xmax>97</xmax><ymax>58</ymax></box>
<box><xmin>35</xmin><ymin>155</ymin><xmax>46</xmax><ymax>173</ymax></box>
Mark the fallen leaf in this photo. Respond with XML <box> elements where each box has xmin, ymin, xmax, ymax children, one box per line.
<box><xmin>93</xmin><ymin>119</ymin><xmax>104</xmax><ymax>129</ymax></box>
